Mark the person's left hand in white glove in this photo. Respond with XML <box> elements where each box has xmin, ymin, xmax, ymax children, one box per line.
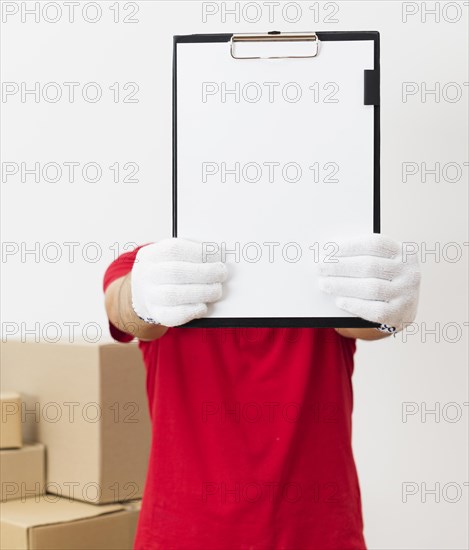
<box><xmin>318</xmin><ymin>234</ymin><xmax>421</xmax><ymax>336</ymax></box>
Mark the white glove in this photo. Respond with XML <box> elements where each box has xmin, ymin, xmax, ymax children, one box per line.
<box><xmin>131</xmin><ymin>238</ymin><xmax>228</xmax><ymax>327</ymax></box>
<box><xmin>318</xmin><ymin>234</ymin><xmax>421</xmax><ymax>332</ymax></box>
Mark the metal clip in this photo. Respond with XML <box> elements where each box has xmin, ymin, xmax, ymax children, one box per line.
<box><xmin>230</xmin><ymin>31</ymin><xmax>320</xmax><ymax>60</ymax></box>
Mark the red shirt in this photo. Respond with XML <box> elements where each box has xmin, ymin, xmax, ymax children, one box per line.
<box><xmin>103</xmin><ymin>246</ymin><xmax>366</xmax><ymax>550</ymax></box>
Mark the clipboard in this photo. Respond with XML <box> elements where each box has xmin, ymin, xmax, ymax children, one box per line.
<box><xmin>173</xmin><ymin>31</ymin><xmax>380</xmax><ymax>328</ymax></box>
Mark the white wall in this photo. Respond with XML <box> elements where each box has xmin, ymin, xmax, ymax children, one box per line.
<box><xmin>1</xmin><ymin>1</ymin><xmax>468</xmax><ymax>548</ymax></box>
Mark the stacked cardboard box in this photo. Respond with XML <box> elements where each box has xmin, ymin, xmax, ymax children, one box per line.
<box><xmin>0</xmin><ymin>342</ymin><xmax>151</xmax><ymax>549</ymax></box>
<box><xmin>1</xmin><ymin>392</ymin><xmax>46</xmax><ymax>503</ymax></box>
<box><xmin>0</xmin><ymin>497</ymin><xmax>142</xmax><ymax>550</ymax></box>
<box><xmin>1</xmin><ymin>443</ymin><xmax>45</xmax><ymax>502</ymax></box>
<box><xmin>1</xmin><ymin>391</ymin><xmax>22</xmax><ymax>448</ymax></box>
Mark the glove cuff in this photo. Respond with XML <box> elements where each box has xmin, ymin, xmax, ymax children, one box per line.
<box><xmin>375</xmin><ymin>323</ymin><xmax>397</xmax><ymax>335</ymax></box>
<box><xmin>141</xmin><ymin>317</ymin><xmax>161</xmax><ymax>325</ymax></box>
<box><xmin>132</xmin><ymin>303</ymin><xmax>161</xmax><ymax>326</ymax></box>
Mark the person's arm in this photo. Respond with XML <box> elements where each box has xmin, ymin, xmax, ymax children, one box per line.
<box><xmin>105</xmin><ymin>273</ymin><xmax>168</xmax><ymax>341</ymax></box>
<box><xmin>335</xmin><ymin>328</ymin><xmax>392</xmax><ymax>341</ymax></box>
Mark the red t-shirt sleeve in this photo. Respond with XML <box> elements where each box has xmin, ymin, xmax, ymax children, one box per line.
<box><xmin>103</xmin><ymin>244</ymin><xmax>151</xmax><ymax>343</ymax></box>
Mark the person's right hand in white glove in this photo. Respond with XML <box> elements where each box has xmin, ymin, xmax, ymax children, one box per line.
<box><xmin>130</xmin><ymin>238</ymin><xmax>228</xmax><ymax>328</ymax></box>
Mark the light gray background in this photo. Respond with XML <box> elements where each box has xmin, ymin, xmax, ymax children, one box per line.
<box><xmin>1</xmin><ymin>2</ymin><xmax>468</xmax><ymax>548</ymax></box>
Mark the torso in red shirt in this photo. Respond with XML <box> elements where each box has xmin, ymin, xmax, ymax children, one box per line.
<box><xmin>104</xmin><ymin>247</ymin><xmax>366</xmax><ymax>550</ymax></box>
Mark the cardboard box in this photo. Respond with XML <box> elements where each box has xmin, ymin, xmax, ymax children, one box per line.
<box><xmin>1</xmin><ymin>342</ymin><xmax>151</xmax><ymax>503</ymax></box>
<box><xmin>1</xmin><ymin>392</ymin><xmax>22</xmax><ymax>449</ymax></box>
<box><xmin>0</xmin><ymin>496</ymin><xmax>140</xmax><ymax>549</ymax></box>
<box><xmin>1</xmin><ymin>443</ymin><xmax>45</xmax><ymax>502</ymax></box>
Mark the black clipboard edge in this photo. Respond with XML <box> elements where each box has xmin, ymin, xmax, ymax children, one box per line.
<box><xmin>173</xmin><ymin>31</ymin><xmax>380</xmax><ymax>329</ymax></box>
<box><xmin>173</xmin><ymin>31</ymin><xmax>379</xmax><ymax>43</ymax></box>
<box><xmin>184</xmin><ymin>317</ymin><xmax>380</xmax><ymax>329</ymax></box>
